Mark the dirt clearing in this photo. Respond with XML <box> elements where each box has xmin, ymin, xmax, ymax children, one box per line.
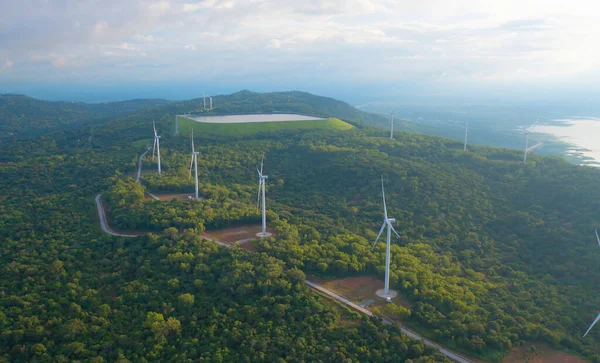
<box><xmin>203</xmin><ymin>225</ymin><xmax>275</xmax><ymax>244</ymax></box>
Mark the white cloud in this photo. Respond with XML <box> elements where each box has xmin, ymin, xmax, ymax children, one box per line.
<box><xmin>0</xmin><ymin>60</ymin><xmax>14</xmax><ymax>72</ymax></box>
<box><xmin>1</xmin><ymin>0</ymin><xmax>600</xmax><ymax>85</ymax></box>
<box><xmin>268</xmin><ymin>39</ymin><xmax>281</xmax><ymax>49</ymax></box>
<box><xmin>93</xmin><ymin>21</ymin><xmax>109</xmax><ymax>35</ymax></box>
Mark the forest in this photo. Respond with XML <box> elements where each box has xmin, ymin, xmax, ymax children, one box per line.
<box><xmin>1</xmin><ymin>91</ymin><xmax>600</xmax><ymax>361</ymax></box>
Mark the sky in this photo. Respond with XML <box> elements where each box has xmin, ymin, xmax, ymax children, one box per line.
<box><xmin>1</xmin><ymin>0</ymin><xmax>600</xmax><ymax>104</ymax></box>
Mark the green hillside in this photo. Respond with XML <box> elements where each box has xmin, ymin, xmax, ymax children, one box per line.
<box><xmin>177</xmin><ymin>115</ymin><xmax>354</xmax><ymax>136</ymax></box>
<box><xmin>2</xmin><ymin>90</ymin><xmax>600</xmax><ymax>362</ymax></box>
<box><xmin>0</xmin><ymin>94</ymin><xmax>171</xmax><ymax>139</ymax></box>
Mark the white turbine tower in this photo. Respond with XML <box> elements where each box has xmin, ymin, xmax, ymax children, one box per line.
<box><xmin>152</xmin><ymin>120</ymin><xmax>162</xmax><ymax>175</ymax></box>
<box><xmin>189</xmin><ymin>129</ymin><xmax>199</xmax><ymax>199</ymax></box>
<box><xmin>209</xmin><ymin>96</ymin><xmax>213</xmax><ymax>109</ymax></box>
<box><xmin>256</xmin><ymin>155</ymin><xmax>271</xmax><ymax>238</ymax></box>
<box><xmin>371</xmin><ymin>175</ymin><xmax>400</xmax><ymax>302</ymax></box>
<box><xmin>202</xmin><ymin>92</ymin><xmax>206</xmax><ymax>109</ymax></box>
<box><xmin>583</xmin><ymin>229</ymin><xmax>600</xmax><ymax>337</ymax></box>
<box><xmin>464</xmin><ymin>121</ymin><xmax>469</xmax><ymax>151</ymax></box>
<box><xmin>390</xmin><ymin>113</ymin><xmax>394</xmax><ymax>140</ymax></box>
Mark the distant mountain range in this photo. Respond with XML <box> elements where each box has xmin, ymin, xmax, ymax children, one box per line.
<box><xmin>0</xmin><ymin>91</ymin><xmax>396</xmax><ymax>139</ymax></box>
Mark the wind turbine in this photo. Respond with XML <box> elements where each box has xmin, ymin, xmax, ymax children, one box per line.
<box><xmin>371</xmin><ymin>175</ymin><xmax>400</xmax><ymax>302</ymax></box>
<box><xmin>464</xmin><ymin>121</ymin><xmax>469</xmax><ymax>151</ymax></box>
<box><xmin>390</xmin><ymin>113</ymin><xmax>394</xmax><ymax>140</ymax></box>
<box><xmin>256</xmin><ymin>155</ymin><xmax>270</xmax><ymax>237</ymax></box>
<box><xmin>523</xmin><ymin>120</ymin><xmax>539</xmax><ymax>162</ymax></box>
<box><xmin>209</xmin><ymin>96</ymin><xmax>213</xmax><ymax>109</ymax></box>
<box><xmin>189</xmin><ymin>129</ymin><xmax>199</xmax><ymax>199</ymax></box>
<box><xmin>583</xmin><ymin>229</ymin><xmax>600</xmax><ymax>337</ymax></box>
<box><xmin>202</xmin><ymin>92</ymin><xmax>206</xmax><ymax>109</ymax></box>
<box><xmin>152</xmin><ymin>120</ymin><xmax>161</xmax><ymax>175</ymax></box>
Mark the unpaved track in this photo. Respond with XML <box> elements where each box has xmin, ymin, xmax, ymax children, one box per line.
<box><xmin>304</xmin><ymin>280</ymin><xmax>471</xmax><ymax>363</ymax></box>
<box><xmin>94</xmin><ymin>193</ymin><xmax>471</xmax><ymax>362</ymax></box>
<box><xmin>136</xmin><ymin>150</ymin><xmax>149</xmax><ymax>183</ymax></box>
<box><xmin>95</xmin><ymin>194</ymin><xmax>138</xmax><ymax>237</ymax></box>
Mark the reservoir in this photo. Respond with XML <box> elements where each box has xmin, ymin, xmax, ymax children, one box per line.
<box><xmin>531</xmin><ymin>118</ymin><xmax>600</xmax><ymax>167</ymax></box>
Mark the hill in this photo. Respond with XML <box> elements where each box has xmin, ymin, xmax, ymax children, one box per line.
<box><xmin>177</xmin><ymin>116</ymin><xmax>354</xmax><ymax>136</ymax></box>
<box><xmin>162</xmin><ymin>90</ymin><xmax>396</xmax><ymax>129</ymax></box>
<box><xmin>2</xmin><ymin>90</ymin><xmax>600</xmax><ymax>361</ymax></box>
<box><xmin>0</xmin><ymin>94</ymin><xmax>171</xmax><ymax>139</ymax></box>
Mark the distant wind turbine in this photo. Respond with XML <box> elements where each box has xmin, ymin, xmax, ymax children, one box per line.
<box><xmin>209</xmin><ymin>96</ymin><xmax>213</xmax><ymax>109</ymax></box>
<box><xmin>189</xmin><ymin>129</ymin><xmax>199</xmax><ymax>199</ymax></box>
<box><xmin>523</xmin><ymin>120</ymin><xmax>540</xmax><ymax>162</ymax></box>
<box><xmin>464</xmin><ymin>121</ymin><xmax>469</xmax><ymax>151</ymax></box>
<box><xmin>202</xmin><ymin>92</ymin><xmax>206</xmax><ymax>109</ymax></box>
<box><xmin>256</xmin><ymin>155</ymin><xmax>270</xmax><ymax>237</ymax></box>
<box><xmin>583</xmin><ymin>229</ymin><xmax>600</xmax><ymax>337</ymax></box>
<box><xmin>371</xmin><ymin>175</ymin><xmax>400</xmax><ymax>302</ymax></box>
<box><xmin>152</xmin><ymin>120</ymin><xmax>161</xmax><ymax>175</ymax></box>
<box><xmin>390</xmin><ymin>113</ymin><xmax>394</xmax><ymax>140</ymax></box>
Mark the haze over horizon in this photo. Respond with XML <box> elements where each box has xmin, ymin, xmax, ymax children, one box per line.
<box><xmin>2</xmin><ymin>0</ymin><xmax>600</xmax><ymax>107</ymax></box>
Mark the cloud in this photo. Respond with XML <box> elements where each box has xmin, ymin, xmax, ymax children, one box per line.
<box><xmin>0</xmin><ymin>60</ymin><xmax>13</xmax><ymax>72</ymax></box>
<box><xmin>268</xmin><ymin>39</ymin><xmax>281</xmax><ymax>49</ymax></box>
<box><xmin>52</xmin><ymin>56</ymin><xmax>68</xmax><ymax>68</ymax></box>
<box><xmin>1</xmin><ymin>0</ymin><xmax>599</xmax><ymax>86</ymax></box>
<box><xmin>93</xmin><ymin>21</ymin><xmax>109</xmax><ymax>36</ymax></box>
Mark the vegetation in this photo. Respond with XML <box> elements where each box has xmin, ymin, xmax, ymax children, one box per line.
<box><xmin>2</xmin><ymin>91</ymin><xmax>600</xmax><ymax>361</ymax></box>
<box><xmin>177</xmin><ymin>116</ymin><xmax>353</xmax><ymax>137</ymax></box>
<box><xmin>0</xmin><ymin>94</ymin><xmax>171</xmax><ymax>139</ymax></box>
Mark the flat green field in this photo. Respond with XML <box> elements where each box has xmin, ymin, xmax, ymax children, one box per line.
<box><xmin>176</xmin><ymin>115</ymin><xmax>353</xmax><ymax>136</ymax></box>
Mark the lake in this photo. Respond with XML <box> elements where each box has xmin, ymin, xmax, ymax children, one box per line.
<box><xmin>186</xmin><ymin>114</ymin><xmax>325</xmax><ymax>123</ymax></box>
<box><xmin>531</xmin><ymin>118</ymin><xmax>600</xmax><ymax>167</ymax></box>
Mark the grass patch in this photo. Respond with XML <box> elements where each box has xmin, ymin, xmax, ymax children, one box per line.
<box><xmin>176</xmin><ymin>115</ymin><xmax>353</xmax><ymax>136</ymax></box>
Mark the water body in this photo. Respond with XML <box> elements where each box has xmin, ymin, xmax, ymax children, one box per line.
<box><xmin>530</xmin><ymin>118</ymin><xmax>600</xmax><ymax>167</ymax></box>
<box><xmin>186</xmin><ymin>113</ymin><xmax>325</xmax><ymax>123</ymax></box>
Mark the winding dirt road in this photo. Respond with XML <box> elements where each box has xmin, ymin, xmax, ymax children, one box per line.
<box><xmin>95</xmin><ymin>194</ymin><xmax>138</xmax><ymax>237</ymax></box>
<box><xmin>93</xmin><ymin>192</ymin><xmax>471</xmax><ymax>362</ymax></box>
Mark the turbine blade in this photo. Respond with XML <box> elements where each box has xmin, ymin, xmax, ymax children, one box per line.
<box><xmin>257</xmin><ymin>167</ymin><xmax>262</xmax><ymax>177</ymax></box>
<box><xmin>189</xmin><ymin>156</ymin><xmax>193</xmax><ymax>179</ymax></box>
<box><xmin>390</xmin><ymin>224</ymin><xmax>401</xmax><ymax>238</ymax></box>
<box><xmin>191</xmin><ymin>129</ymin><xmax>195</xmax><ymax>152</ymax></box>
<box><xmin>371</xmin><ymin>222</ymin><xmax>386</xmax><ymax>251</ymax></box>
<box><xmin>596</xmin><ymin>229</ymin><xmax>600</xmax><ymax>247</ymax></box>
<box><xmin>260</xmin><ymin>154</ymin><xmax>264</xmax><ymax>175</ymax></box>
<box><xmin>153</xmin><ymin>120</ymin><xmax>157</xmax><ymax>136</ymax></box>
<box><xmin>381</xmin><ymin>175</ymin><xmax>388</xmax><ymax>219</ymax></box>
<box><xmin>152</xmin><ymin>138</ymin><xmax>156</xmax><ymax>161</ymax></box>
<box><xmin>584</xmin><ymin>313</ymin><xmax>600</xmax><ymax>337</ymax></box>
<box><xmin>256</xmin><ymin>180</ymin><xmax>262</xmax><ymax>211</ymax></box>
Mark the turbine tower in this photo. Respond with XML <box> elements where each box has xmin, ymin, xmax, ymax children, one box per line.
<box><xmin>390</xmin><ymin>113</ymin><xmax>394</xmax><ymax>140</ymax></box>
<box><xmin>152</xmin><ymin>120</ymin><xmax>162</xmax><ymax>175</ymax></box>
<box><xmin>523</xmin><ymin>120</ymin><xmax>539</xmax><ymax>162</ymax></box>
<box><xmin>583</xmin><ymin>229</ymin><xmax>600</xmax><ymax>337</ymax></box>
<box><xmin>209</xmin><ymin>96</ymin><xmax>213</xmax><ymax>109</ymax></box>
<box><xmin>371</xmin><ymin>175</ymin><xmax>400</xmax><ymax>302</ymax></box>
<box><xmin>256</xmin><ymin>155</ymin><xmax>270</xmax><ymax>238</ymax></box>
<box><xmin>189</xmin><ymin>129</ymin><xmax>199</xmax><ymax>199</ymax></box>
<box><xmin>203</xmin><ymin>92</ymin><xmax>206</xmax><ymax>109</ymax></box>
<box><xmin>464</xmin><ymin>121</ymin><xmax>469</xmax><ymax>151</ymax></box>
